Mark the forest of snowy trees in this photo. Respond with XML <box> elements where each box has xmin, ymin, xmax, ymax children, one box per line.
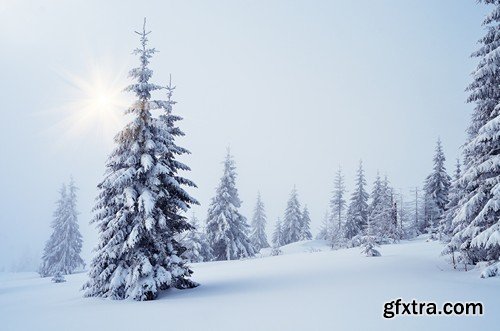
<box><xmin>33</xmin><ymin>0</ymin><xmax>500</xmax><ymax>302</ymax></box>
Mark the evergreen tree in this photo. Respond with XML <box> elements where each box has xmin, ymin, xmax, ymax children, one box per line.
<box><xmin>316</xmin><ymin>211</ymin><xmax>331</xmax><ymax>240</ymax></box>
<box><xmin>272</xmin><ymin>217</ymin><xmax>284</xmax><ymax>248</ymax></box>
<box><xmin>389</xmin><ymin>190</ymin><xmax>401</xmax><ymax>241</ymax></box>
<box><xmin>180</xmin><ymin>214</ymin><xmax>213</xmax><ymax>263</ymax></box>
<box><xmin>410</xmin><ymin>187</ymin><xmax>426</xmax><ymax>234</ymax></box>
<box><xmin>198</xmin><ymin>228</ymin><xmax>213</xmax><ymax>262</ymax></box>
<box><xmin>369</xmin><ymin>174</ymin><xmax>397</xmax><ymax>243</ymax></box>
<box><xmin>360</xmin><ymin>217</ymin><xmax>381</xmax><ymax>257</ymax></box>
<box><xmin>206</xmin><ymin>150</ymin><xmax>255</xmax><ymax>260</ymax></box>
<box><xmin>271</xmin><ymin>218</ymin><xmax>283</xmax><ymax>256</ymax></box>
<box><xmin>368</xmin><ymin>173</ymin><xmax>384</xmax><ymax>240</ymax></box>
<box><xmin>51</xmin><ymin>272</ymin><xmax>66</xmax><ymax>283</ymax></box>
<box><xmin>398</xmin><ymin>191</ymin><xmax>417</xmax><ymax>239</ymax></box>
<box><xmin>447</xmin><ymin>0</ymin><xmax>500</xmax><ymax>276</ymax></box>
<box><xmin>83</xmin><ymin>21</ymin><xmax>198</xmax><ymax>301</ymax></box>
<box><xmin>423</xmin><ymin>138</ymin><xmax>451</xmax><ymax>239</ymax></box>
<box><xmin>441</xmin><ymin>159</ymin><xmax>463</xmax><ymax>238</ymax></box>
<box><xmin>300</xmin><ymin>206</ymin><xmax>313</xmax><ymax>240</ymax></box>
<box><xmin>282</xmin><ymin>187</ymin><xmax>303</xmax><ymax>245</ymax></box>
<box><xmin>329</xmin><ymin>167</ymin><xmax>346</xmax><ymax>246</ymax></box>
<box><xmin>441</xmin><ymin>159</ymin><xmax>467</xmax><ymax>268</ymax></box>
<box><xmin>380</xmin><ymin>177</ymin><xmax>399</xmax><ymax>242</ymax></box>
<box><xmin>249</xmin><ymin>192</ymin><xmax>270</xmax><ymax>251</ymax></box>
<box><xmin>39</xmin><ymin>179</ymin><xmax>84</xmax><ymax>277</ymax></box>
<box><xmin>345</xmin><ymin>161</ymin><xmax>369</xmax><ymax>242</ymax></box>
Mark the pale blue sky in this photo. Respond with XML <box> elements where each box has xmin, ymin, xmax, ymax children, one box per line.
<box><xmin>0</xmin><ymin>0</ymin><xmax>489</xmax><ymax>268</ymax></box>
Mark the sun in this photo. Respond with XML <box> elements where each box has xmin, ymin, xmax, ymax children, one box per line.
<box><xmin>52</xmin><ymin>62</ymin><xmax>130</xmax><ymax>144</ymax></box>
<box><xmin>83</xmin><ymin>76</ymin><xmax>123</xmax><ymax>118</ymax></box>
<box><xmin>96</xmin><ymin>94</ymin><xmax>111</xmax><ymax>109</ymax></box>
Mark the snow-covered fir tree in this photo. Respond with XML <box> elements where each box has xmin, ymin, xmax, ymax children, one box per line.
<box><xmin>389</xmin><ymin>190</ymin><xmax>401</xmax><ymax>241</ymax></box>
<box><xmin>282</xmin><ymin>187</ymin><xmax>303</xmax><ymax>245</ymax></box>
<box><xmin>271</xmin><ymin>218</ymin><xmax>283</xmax><ymax>256</ymax></box>
<box><xmin>180</xmin><ymin>214</ymin><xmax>213</xmax><ymax>263</ymax></box>
<box><xmin>360</xmin><ymin>217</ymin><xmax>381</xmax><ymax>257</ymax></box>
<box><xmin>368</xmin><ymin>173</ymin><xmax>383</xmax><ymax>239</ymax></box>
<box><xmin>379</xmin><ymin>177</ymin><xmax>399</xmax><ymax>242</ymax></box>
<box><xmin>198</xmin><ymin>228</ymin><xmax>213</xmax><ymax>262</ymax></box>
<box><xmin>272</xmin><ymin>217</ymin><xmax>284</xmax><ymax>247</ymax></box>
<box><xmin>249</xmin><ymin>192</ymin><xmax>270</xmax><ymax>251</ymax></box>
<box><xmin>83</xmin><ymin>21</ymin><xmax>198</xmax><ymax>301</ymax></box>
<box><xmin>410</xmin><ymin>186</ymin><xmax>426</xmax><ymax>234</ymax></box>
<box><xmin>396</xmin><ymin>191</ymin><xmax>416</xmax><ymax>239</ymax></box>
<box><xmin>440</xmin><ymin>158</ymin><xmax>463</xmax><ymax>239</ymax></box>
<box><xmin>52</xmin><ymin>272</ymin><xmax>66</xmax><ymax>283</ymax></box>
<box><xmin>368</xmin><ymin>174</ymin><xmax>397</xmax><ymax>243</ymax></box>
<box><xmin>206</xmin><ymin>150</ymin><xmax>255</xmax><ymax>260</ymax></box>
<box><xmin>446</xmin><ymin>0</ymin><xmax>500</xmax><ymax>276</ymax></box>
<box><xmin>423</xmin><ymin>138</ymin><xmax>451</xmax><ymax>239</ymax></box>
<box><xmin>300</xmin><ymin>205</ymin><xmax>313</xmax><ymax>240</ymax></box>
<box><xmin>329</xmin><ymin>167</ymin><xmax>346</xmax><ymax>247</ymax></box>
<box><xmin>344</xmin><ymin>161</ymin><xmax>369</xmax><ymax>244</ymax></box>
<box><xmin>441</xmin><ymin>159</ymin><xmax>467</xmax><ymax>268</ymax></box>
<box><xmin>39</xmin><ymin>179</ymin><xmax>84</xmax><ymax>277</ymax></box>
<box><xmin>316</xmin><ymin>211</ymin><xmax>331</xmax><ymax>240</ymax></box>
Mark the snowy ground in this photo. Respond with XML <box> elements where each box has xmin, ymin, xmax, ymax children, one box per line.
<box><xmin>1</xmin><ymin>237</ymin><xmax>499</xmax><ymax>331</ymax></box>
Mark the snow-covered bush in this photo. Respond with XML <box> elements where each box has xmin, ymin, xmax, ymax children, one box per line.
<box><xmin>361</xmin><ymin>236</ymin><xmax>380</xmax><ymax>257</ymax></box>
<box><xmin>480</xmin><ymin>261</ymin><xmax>500</xmax><ymax>278</ymax></box>
<box><xmin>270</xmin><ymin>246</ymin><xmax>282</xmax><ymax>256</ymax></box>
<box><xmin>51</xmin><ymin>273</ymin><xmax>66</xmax><ymax>283</ymax></box>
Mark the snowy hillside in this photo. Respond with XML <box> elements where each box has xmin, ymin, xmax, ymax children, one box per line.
<box><xmin>1</xmin><ymin>237</ymin><xmax>498</xmax><ymax>331</ymax></box>
<box><xmin>259</xmin><ymin>239</ymin><xmax>330</xmax><ymax>256</ymax></box>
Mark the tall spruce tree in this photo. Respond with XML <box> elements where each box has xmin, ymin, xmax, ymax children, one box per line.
<box><xmin>368</xmin><ymin>174</ymin><xmax>397</xmax><ymax>243</ymax></box>
<box><xmin>249</xmin><ymin>192</ymin><xmax>270</xmax><ymax>251</ymax></box>
<box><xmin>83</xmin><ymin>20</ymin><xmax>198</xmax><ymax>301</ymax></box>
<box><xmin>447</xmin><ymin>0</ymin><xmax>500</xmax><ymax>276</ymax></box>
<box><xmin>397</xmin><ymin>192</ymin><xmax>417</xmax><ymax>239</ymax></box>
<box><xmin>329</xmin><ymin>167</ymin><xmax>346</xmax><ymax>246</ymax></box>
<box><xmin>316</xmin><ymin>211</ymin><xmax>331</xmax><ymax>240</ymax></box>
<box><xmin>272</xmin><ymin>217</ymin><xmax>284</xmax><ymax>248</ymax></box>
<box><xmin>39</xmin><ymin>179</ymin><xmax>84</xmax><ymax>277</ymax></box>
<box><xmin>423</xmin><ymin>139</ymin><xmax>451</xmax><ymax>239</ymax></box>
<box><xmin>180</xmin><ymin>214</ymin><xmax>213</xmax><ymax>263</ymax></box>
<box><xmin>300</xmin><ymin>205</ymin><xmax>313</xmax><ymax>240</ymax></box>
<box><xmin>345</xmin><ymin>161</ymin><xmax>369</xmax><ymax>242</ymax></box>
<box><xmin>389</xmin><ymin>189</ymin><xmax>401</xmax><ymax>241</ymax></box>
<box><xmin>206</xmin><ymin>151</ymin><xmax>255</xmax><ymax>260</ymax></box>
<box><xmin>368</xmin><ymin>173</ymin><xmax>383</xmax><ymax>240</ymax></box>
<box><xmin>441</xmin><ymin>159</ymin><xmax>463</xmax><ymax>238</ymax></box>
<box><xmin>441</xmin><ymin>159</ymin><xmax>467</xmax><ymax>268</ymax></box>
<box><xmin>282</xmin><ymin>187</ymin><xmax>303</xmax><ymax>245</ymax></box>
<box><xmin>410</xmin><ymin>187</ymin><xmax>425</xmax><ymax>234</ymax></box>
<box><xmin>381</xmin><ymin>177</ymin><xmax>399</xmax><ymax>242</ymax></box>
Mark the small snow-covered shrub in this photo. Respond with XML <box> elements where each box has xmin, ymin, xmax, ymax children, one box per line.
<box><xmin>271</xmin><ymin>247</ymin><xmax>282</xmax><ymax>256</ymax></box>
<box><xmin>360</xmin><ymin>239</ymin><xmax>381</xmax><ymax>257</ymax></box>
<box><xmin>480</xmin><ymin>261</ymin><xmax>500</xmax><ymax>278</ymax></box>
<box><xmin>51</xmin><ymin>273</ymin><xmax>66</xmax><ymax>283</ymax></box>
<box><xmin>362</xmin><ymin>247</ymin><xmax>380</xmax><ymax>257</ymax></box>
<box><xmin>349</xmin><ymin>235</ymin><xmax>363</xmax><ymax>248</ymax></box>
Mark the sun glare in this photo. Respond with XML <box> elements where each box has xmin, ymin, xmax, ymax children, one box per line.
<box><xmin>51</xmin><ymin>63</ymin><xmax>130</xmax><ymax>145</ymax></box>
